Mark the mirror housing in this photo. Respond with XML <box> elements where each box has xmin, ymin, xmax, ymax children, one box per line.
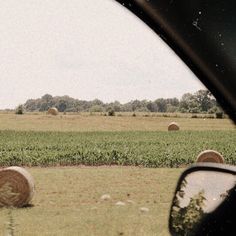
<box><xmin>169</xmin><ymin>163</ymin><xmax>236</xmax><ymax>236</ymax></box>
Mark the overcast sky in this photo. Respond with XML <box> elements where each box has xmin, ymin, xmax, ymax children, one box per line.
<box><xmin>0</xmin><ymin>0</ymin><xmax>205</xmax><ymax>109</ymax></box>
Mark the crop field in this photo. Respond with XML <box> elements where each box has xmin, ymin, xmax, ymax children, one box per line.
<box><xmin>0</xmin><ymin>130</ymin><xmax>235</xmax><ymax>167</ymax></box>
<box><xmin>0</xmin><ymin>113</ymin><xmax>235</xmax><ymax>167</ymax></box>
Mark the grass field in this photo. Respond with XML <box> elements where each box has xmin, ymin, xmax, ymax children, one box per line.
<box><xmin>0</xmin><ymin>113</ymin><xmax>235</xmax><ymax>235</ymax></box>
<box><xmin>0</xmin><ymin>167</ymin><xmax>182</xmax><ymax>236</ymax></box>
<box><xmin>0</xmin><ymin>113</ymin><xmax>235</xmax><ymax>132</ymax></box>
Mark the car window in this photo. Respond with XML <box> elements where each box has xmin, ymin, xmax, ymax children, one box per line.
<box><xmin>0</xmin><ymin>0</ymin><xmax>204</xmax><ymax>108</ymax></box>
<box><xmin>0</xmin><ymin>1</ymin><xmax>235</xmax><ymax>236</ymax></box>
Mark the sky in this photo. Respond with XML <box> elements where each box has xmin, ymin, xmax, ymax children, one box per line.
<box><xmin>0</xmin><ymin>0</ymin><xmax>205</xmax><ymax>109</ymax></box>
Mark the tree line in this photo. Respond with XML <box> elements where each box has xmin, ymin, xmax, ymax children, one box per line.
<box><xmin>21</xmin><ymin>90</ymin><xmax>222</xmax><ymax>114</ymax></box>
<box><xmin>23</xmin><ymin>90</ymin><xmax>220</xmax><ymax>113</ymax></box>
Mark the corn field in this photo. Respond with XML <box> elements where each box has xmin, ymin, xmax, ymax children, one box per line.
<box><xmin>0</xmin><ymin>130</ymin><xmax>235</xmax><ymax>167</ymax></box>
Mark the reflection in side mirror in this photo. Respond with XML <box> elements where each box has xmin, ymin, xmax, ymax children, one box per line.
<box><xmin>169</xmin><ymin>165</ymin><xmax>236</xmax><ymax>236</ymax></box>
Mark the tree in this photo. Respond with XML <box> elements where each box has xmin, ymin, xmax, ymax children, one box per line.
<box><xmin>179</xmin><ymin>90</ymin><xmax>217</xmax><ymax>113</ymax></box>
<box><xmin>15</xmin><ymin>105</ymin><xmax>24</xmax><ymax>115</ymax></box>
<box><xmin>130</xmin><ymin>100</ymin><xmax>144</xmax><ymax>112</ymax></box>
<box><xmin>106</xmin><ymin>101</ymin><xmax>121</xmax><ymax>112</ymax></box>
<box><xmin>112</xmin><ymin>101</ymin><xmax>122</xmax><ymax>112</ymax></box>
<box><xmin>57</xmin><ymin>100</ymin><xmax>67</xmax><ymax>112</ymax></box>
<box><xmin>90</xmin><ymin>105</ymin><xmax>104</xmax><ymax>112</ymax></box>
<box><xmin>179</xmin><ymin>93</ymin><xmax>197</xmax><ymax>113</ymax></box>
<box><xmin>147</xmin><ymin>101</ymin><xmax>158</xmax><ymax>112</ymax></box>
<box><xmin>91</xmin><ymin>99</ymin><xmax>104</xmax><ymax>106</ymax></box>
<box><xmin>39</xmin><ymin>102</ymin><xmax>49</xmax><ymax>111</ymax></box>
<box><xmin>194</xmin><ymin>90</ymin><xmax>215</xmax><ymax>112</ymax></box>
<box><xmin>155</xmin><ymin>98</ymin><xmax>167</xmax><ymax>112</ymax></box>
<box><xmin>22</xmin><ymin>89</ymin><xmax>219</xmax><ymax>114</ymax></box>
<box><xmin>24</xmin><ymin>99</ymin><xmax>39</xmax><ymax>111</ymax></box>
<box><xmin>107</xmin><ymin>107</ymin><xmax>115</xmax><ymax>116</ymax></box>
<box><xmin>166</xmin><ymin>98</ymin><xmax>180</xmax><ymax>107</ymax></box>
<box><xmin>167</xmin><ymin>104</ymin><xmax>178</xmax><ymax>113</ymax></box>
<box><xmin>171</xmin><ymin>178</ymin><xmax>206</xmax><ymax>236</ymax></box>
<box><xmin>40</xmin><ymin>94</ymin><xmax>53</xmax><ymax>110</ymax></box>
<box><xmin>41</xmin><ymin>94</ymin><xmax>53</xmax><ymax>102</ymax></box>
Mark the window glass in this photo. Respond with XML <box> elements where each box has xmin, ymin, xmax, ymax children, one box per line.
<box><xmin>0</xmin><ymin>0</ymin><xmax>204</xmax><ymax>108</ymax></box>
<box><xmin>0</xmin><ymin>1</ymin><xmax>234</xmax><ymax>236</ymax></box>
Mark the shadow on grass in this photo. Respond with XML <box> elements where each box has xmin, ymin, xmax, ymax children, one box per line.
<box><xmin>0</xmin><ymin>203</ymin><xmax>34</xmax><ymax>209</ymax></box>
<box><xmin>22</xmin><ymin>203</ymin><xmax>34</xmax><ymax>208</ymax></box>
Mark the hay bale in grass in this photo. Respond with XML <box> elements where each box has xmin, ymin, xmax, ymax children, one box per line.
<box><xmin>196</xmin><ymin>150</ymin><xmax>224</xmax><ymax>163</ymax></box>
<box><xmin>0</xmin><ymin>167</ymin><xmax>35</xmax><ymax>207</ymax></box>
<box><xmin>47</xmin><ymin>107</ymin><xmax>58</xmax><ymax>116</ymax></box>
<box><xmin>168</xmin><ymin>122</ymin><xmax>180</xmax><ymax>131</ymax></box>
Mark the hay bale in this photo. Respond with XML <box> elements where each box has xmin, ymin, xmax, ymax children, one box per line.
<box><xmin>168</xmin><ymin>122</ymin><xmax>180</xmax><ymax>131</ymax></box>
<box><xmin>0</xmin><ymin>167</ymin><xmax>35</xmax><ymax>207</ymax></box>
<box><xmin>47</xmin><ymin>107</ymin><xmax>58</xmax><ymax>116</ymax></box>
<box><xmin>196</xmin><ymin>150</ymin><xmax>224</xmax><ymax>163</ymax></box>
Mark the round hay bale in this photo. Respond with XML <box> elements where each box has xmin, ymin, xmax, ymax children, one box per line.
<box><xmin>47</xmin><ymin>107</ymin><xmax>58</xmax><ymax>116</ymax></box>
<box><xmin>0</xmin><ymin>167</ymin><xmax>35</xmax><ymax>207</ymax></box>
<box><xmin>168</xmin><ymin>122</ymin><xmax>180</xmax><ymax>131</ymax></box>
<box><xmin>196</xmin><ymin>150</ymin><xmax>224</xmax><ymax>163</ymax></box>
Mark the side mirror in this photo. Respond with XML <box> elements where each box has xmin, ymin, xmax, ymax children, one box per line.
<box><xmin>169</xmin><ymin>163</ymin><xmax>236</xmax><ymax>236</ymax></box>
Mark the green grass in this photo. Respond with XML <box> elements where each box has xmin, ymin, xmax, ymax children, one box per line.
<box><xmin>0</xmin><ymin>167</ymin><xmax>182</xmax><ymax>236</ymax></box>
<box><xmin>0</xmin><ymin>130</ymin><xmax>235</xmax><ymax>167</ymax></box>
